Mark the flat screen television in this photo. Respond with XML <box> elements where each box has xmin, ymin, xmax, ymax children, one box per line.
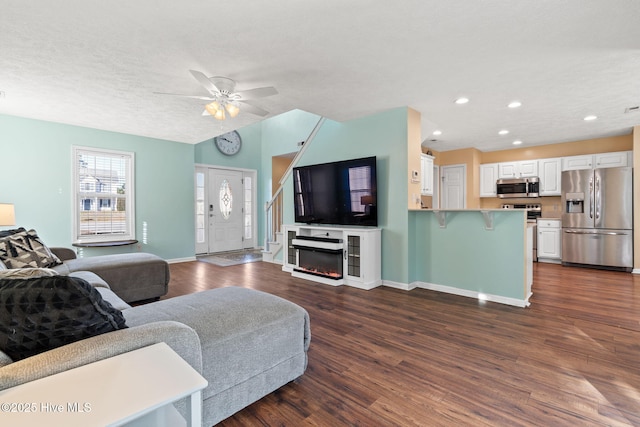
<box><xmin>293</xmin><ymin>156</ymin><xmax>377</xmax><ymax>227</ymax></box>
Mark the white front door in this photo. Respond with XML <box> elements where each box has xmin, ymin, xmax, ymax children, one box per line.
<box><xmin>441</xmin><ymin>164</ymin><xmax>466</xmax><ymax>209</ymax></box>
<box><xmin>209</xmin><ymin>169</ymin><xmax>244</xmax><ymax>253</ymax></box>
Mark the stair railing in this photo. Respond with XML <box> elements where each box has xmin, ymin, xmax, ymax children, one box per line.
<box><xmin>264</xmin><ymin>117</ymin><xmax>326</xmax><ymax>252</ymax></box>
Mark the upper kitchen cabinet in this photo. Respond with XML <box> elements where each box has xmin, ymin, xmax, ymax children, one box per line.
<box><xmin>562</xmin><ymin>154</ymin><xmax>592</xmax><ymax>171</ymax></box>
<box><xmin>498</xmin><ymin>160</ymin><xmax>538</xmax><ymax>178</ymax></box>
<box><xmin>538</xmin><ymin>158</ymin><xmax>562</xmax><ymax>196</ymax></box>
<box><xmin>421</xmin><ymin>154</ymin><xmax>434</xmax><ymax>196</ymax></box>
<box><xmin>594</xmin><ymin>151</ymin><xmax>631</xmax><ymax>168</ymax></box>
<box><xmin>479</xmin><ymin>163</ymin><xmax>499</xmax><ymax>197</ymax></box>
<box><xmin>562</xmin><ymin>151</ymin><xmax>631</xmax><ymax>171</ymax></box>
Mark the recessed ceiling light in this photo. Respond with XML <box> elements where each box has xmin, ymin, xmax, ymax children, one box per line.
<box><xmin>508</xmin><ymin>101</ymin><xmax>522</xmax><ymax>108</ymax></box>
<box><xmin>432</xmin><ymin>130</ymin><xmax>442</xmax><ymax>136</ymax></box>
<box><xmin>512</xmin><ymin>140</ymin><xmax>523</xmax><ymax>145</ymax></box>
<box><xmin>583</xmin><ymin>115</ymin><xmax>598</xmax><ymax>121</ymax></box>
<box><xmin>455</xmin><ymin>97</ymin><xmax>469</xmax><ymax>104</ymax></box>
<box><xmin>498</xmin><ymin>130</ymin><xmax>509</xmax><ymax>135</ymax></box>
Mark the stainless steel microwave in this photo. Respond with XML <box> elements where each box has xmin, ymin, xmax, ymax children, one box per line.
<box><xmin>496</xmin><ymin>177</ymin><xmax>540</xmax><ymax>198</ymax></box>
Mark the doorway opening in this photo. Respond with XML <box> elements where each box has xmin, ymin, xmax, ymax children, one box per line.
<box><xmin>195</xmin><ymin>166</ymin><xmax>257</xmax><ymax>255</ymax></box>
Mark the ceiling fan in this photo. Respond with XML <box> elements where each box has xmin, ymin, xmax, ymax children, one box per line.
<box><xmin>155</xmin><ymin>70</ymin><xmax>278</xmax><ymax>120</ymax></box>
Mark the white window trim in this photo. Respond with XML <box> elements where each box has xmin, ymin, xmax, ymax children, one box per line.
<box><xmin>72</xmin><ymin>146</ymin><xmax>136</xmax><ymax>244</ymax></box>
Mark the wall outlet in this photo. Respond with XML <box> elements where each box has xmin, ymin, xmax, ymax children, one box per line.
<box><xmin>411</xmin><ymin>170</ymin><xmax>419</xmax><ymax>183</ymax></box>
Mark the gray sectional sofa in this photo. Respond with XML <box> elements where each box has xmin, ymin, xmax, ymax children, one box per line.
<box><xmin>50</xmin><ymin>247</ymin><xmax>171</xmax><ymax>303</ymax></box>
<box><xmin>0</xmin><ymin>236</ymin><xmax>311</xmax><ymax>426</ymax></box>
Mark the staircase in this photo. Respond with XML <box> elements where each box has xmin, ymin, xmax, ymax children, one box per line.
<box><xmin>262</xmin><ymin>117</ymin><xmax>326</xmax><ymax>263</ymax></box>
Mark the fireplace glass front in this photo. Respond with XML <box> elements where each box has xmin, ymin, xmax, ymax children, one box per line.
<box><xmin>296</xmin><ymin>247</ymin><xmax>343</xmax><ymax>280</ymax></box>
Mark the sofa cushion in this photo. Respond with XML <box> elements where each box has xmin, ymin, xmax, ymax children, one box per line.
<box><xmin>68</xmin><ymin>270</ymin><xmax>110</xmax><ymax>289</ymax></box>
<box><xmin>0</xmin><ymin>229</ymin><xmax>62</xmax><ymax>269</ymax></box>
<box><xmin>0</xmin><ymin>275</ymin><xmax>127</xmax><ymax>361</ymax></box>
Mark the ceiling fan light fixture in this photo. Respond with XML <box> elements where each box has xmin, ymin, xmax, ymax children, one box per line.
<box><xmin>214</xmin><ymin>108</ymin><xmax>226</xmax><ymax>120</ymax></box>
<box><xmin>225</xmin><ymin>103</ymin><xmax>240</xmax><ymax>118</ymax></box>
<box><xmin>205</xmin><ymin>101</ymin><xmax>222</xmax><ymax>116</ymax></box>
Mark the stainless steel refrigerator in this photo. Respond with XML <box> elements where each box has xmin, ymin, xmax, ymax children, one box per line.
<box><xmin>561</xmin><ymin>167</ymin><xmax>633</xmax><ymax>271</ymax></box>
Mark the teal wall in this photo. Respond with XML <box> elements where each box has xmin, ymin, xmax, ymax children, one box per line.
<box><xmin>1</xmin><ymin>110</ymin><xmax>526</xmax><ymax>300</ymax></box>
<box><xmin>409</xmin><ymin>210</ymin><xmax>527</xmax><ymax>300</ymax></box>
<box><xmin>0</xmin><ymin>114</ymin><xmax>195</xmax><ymax>260</ymax></box>
<box><xmin>260</xmin><ymin>108</ymin><xmax>410</xmax><ymax>284</ymax></box>
<box><xmin>1</xmin><ymin>109</ymin><xmax>412</xmax><ymax>282</ymax></box>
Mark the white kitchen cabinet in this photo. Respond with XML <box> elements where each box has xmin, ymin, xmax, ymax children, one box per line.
<box><xmin>479</xmin><ymin>163</ymin><xmax>499</xmax><ymax>197</ymax></box>
<box><xmin>538</xmin><ymin>157</ymin><xmax>562</xmax><ymax>196</ymax></box>
<box><xmin>562</xmin><ymin>154</ymin><xmax>593</xmax><ymax>171</ymax></box>
<box><xmin>562</xmin><ymin>152</ymin><xmax>630</xmax><ymax>171</ymax></box>
<box><xmin>537</xmin><ymin>219</ymin><xmax>561</xmax><ymax>262</ymax></box>
<box><xmin>594</xmin><ymin>151</ymin><xmax>631</xmax><ymax>168</ymax></box>
<box><xmin>421</xmin><ymin>154</ymin><xmax>434</xmax><ymax>195</ymax></box>
<box><xmin>498</xmin><ymin>160</ymin><xmax>538</xmax><ymax>178</ymax></box>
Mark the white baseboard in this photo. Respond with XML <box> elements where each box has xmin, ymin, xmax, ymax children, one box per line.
<box><xmin>411</xmin><ymin>281</ymin><xmax>530</xmax><ymax>308</ymax></box>
<box><xmin>382</xmin><ymin>280</ymin><xmax>416</xmax><ymax>291</ymax></box>
<box><xmin>167</xmin><ymin>256</ymin><xmax>197</xmax><ymax>264</ymax></box>
<box><xmin>263</xmin><ymin>257</ymin><xmax>283</xmax><ymax>265</ymax></box>
<box><xmin>632</xmin><ymin>269</ymin><xmax>640</xmax><ymax>275</ymax></box>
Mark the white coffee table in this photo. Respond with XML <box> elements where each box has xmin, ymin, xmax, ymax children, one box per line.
<box><xmin>0</xmin><ymin>342</ymin><xmax>208</xmax><ymax>427</ymax></box>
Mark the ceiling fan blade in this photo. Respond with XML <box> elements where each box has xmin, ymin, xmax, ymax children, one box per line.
<box><xmin>235</xmin><ymin>86</ymin><xmax>278</xmax><ymax>101</ymax></box>
<box><xmin>189</xmin><ymin>70</ymin><xmax>220</xmax><ymax>94</ymax></box>
<box><xmin>153</xmin><ymin>91</ymin><xmax>215</xmax><ymax>101</ymax></box>
<box><xmin>239</xmin><ymin>100</ymin><xmax>270</xmax><ymax>117</ymax></box>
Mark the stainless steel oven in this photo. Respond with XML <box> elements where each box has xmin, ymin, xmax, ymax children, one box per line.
<box><xmin>502</xmin><ymin>203</ymin><xmax>541</xmax><ymax>261</ymax></box>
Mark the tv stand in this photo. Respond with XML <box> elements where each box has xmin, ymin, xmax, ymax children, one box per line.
<box><xmin>282</xmin><ymin>224</ymin><xmax>381</xmax><ymax>290</ymax></box>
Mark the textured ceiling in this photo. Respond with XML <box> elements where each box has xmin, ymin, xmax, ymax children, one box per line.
<box><xmin>1</xmin><ymin>1</ymin><xmax>639</xmax><ymax>151</ymax></box>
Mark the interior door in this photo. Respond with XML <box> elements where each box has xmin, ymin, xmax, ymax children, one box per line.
<box><xmin>441</xmin><ymin>165</ymin><xmax>466</xmax><ymax>209</ymax></box>
<box><xmin>209</xmin><ymin>169</ymin><xmax>244</xmax><ymax>253</ymax></box>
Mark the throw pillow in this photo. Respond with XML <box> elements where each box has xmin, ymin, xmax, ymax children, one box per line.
<box><xmin>0</xmin><ymin>227</ymin><xmax>26</xmax><ymax>238</ymax></box>
<box><xmin>0</xmin><ymin>275</ymin><xmax>127</xmax><ymax>361</ymax></box>
<box><xmin>0</xmin><ymin>229</ymin><xmax>62</xmax><ymax>269</ymax></box>
<box><xmin>0</xmin><ymin>268</ymin><xmax>59</xmax><ymax>280</ymax></box>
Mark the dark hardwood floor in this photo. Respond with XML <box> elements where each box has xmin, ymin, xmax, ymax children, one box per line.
<box><xmin>166</xmin><ymin>260</ymin><xmax>640</xmax><ymax>426</ymax></box>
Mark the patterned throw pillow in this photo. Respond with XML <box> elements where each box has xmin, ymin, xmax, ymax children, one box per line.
<box><xmin>0</xmin><ymin>268</ymin><xmax>59</xmax><ymax>279</ymax></box>
<box><xmin>0</xmin><ymin>275</ymin><xmax>127</xmax><ymax>361</ymax></box>
<box><xmin>0</xmin><ymin>229</ymin><xmax>62</xmax><ymax>269</ymax></box>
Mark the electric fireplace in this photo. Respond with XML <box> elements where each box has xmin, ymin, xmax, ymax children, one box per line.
<box><xmin>292</xmin><ymin>236</ymin><xmax>343</xmax><ymax>280</ymax></box>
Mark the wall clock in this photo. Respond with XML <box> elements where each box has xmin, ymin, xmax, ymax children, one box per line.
<box><xmin>214</xmin><ymin>131</ymin><xmax>242</xmax><ymax>156</ymax></box>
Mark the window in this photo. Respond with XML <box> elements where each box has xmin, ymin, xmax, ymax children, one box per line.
<box><xmin>195</xmin><ymin>171</ymin><xmax>206</xmax><ymax>245</ymax></box>
<box><xmin>72</xmin><ymin>146</ymin><xmax>135</xmax><ymax>243</ymax></box>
